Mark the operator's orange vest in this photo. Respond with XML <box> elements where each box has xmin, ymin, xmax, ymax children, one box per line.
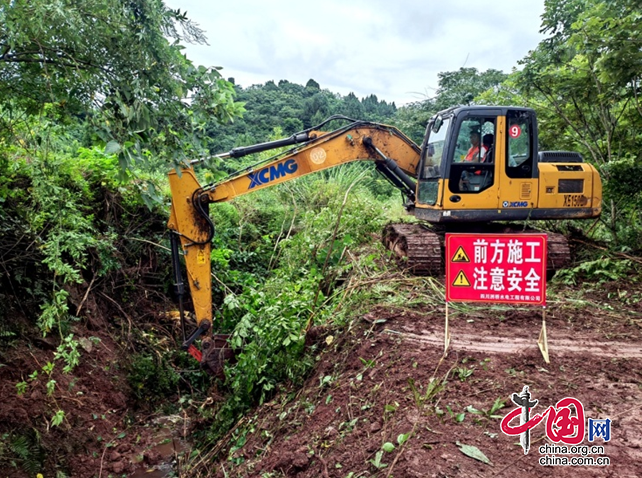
<box><xmin>465</xmin><ymin>145</ymin><xmax>482</xmax><ymax>161</ymax></box>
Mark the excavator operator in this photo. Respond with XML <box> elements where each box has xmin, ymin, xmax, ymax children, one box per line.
<box><xmin>459</xmin><ymin>130</ymin><xmax>495</xmax><ymax>191</ymax></box>
<box><xmin>464</xmin><ymin>130</ymin><xmax>486</xmax><ymax>162</ymax></box>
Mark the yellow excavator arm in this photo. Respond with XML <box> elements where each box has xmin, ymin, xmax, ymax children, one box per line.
<box><xmin>167</xmin><ymin>120</ymin><xmax>421</xmax><ymax>365</ymax></box>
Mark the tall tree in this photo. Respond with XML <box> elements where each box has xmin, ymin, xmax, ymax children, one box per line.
<box><xmin>433</xmin><ymin>68</ymin><xmax>508</xmax><ymax>111</ymax></box>
<box><xmin>515</xmin><ymin>0</ymin><xmax>642</xmax><ymax>243</ymax></box>
<box><xmin>0</xmin><ymin>0</ymin><xmax>243</xmax><ymax>169</ymax></box>
<box><xmin>518</xmin><ymin>0</ymin><xmax>642</xmax><ymax>167</ymax></box>
<box><xmin>204</xmin><ymin>80</ymin><xmax>397</xmax><ymax>153</ymax></box>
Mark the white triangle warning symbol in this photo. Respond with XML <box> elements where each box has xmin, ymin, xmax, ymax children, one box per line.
<box><xmin>452</xmin><ymin>270</ymin><xmax>471</xmax><ymax>287</ymax></box>
<box><xmin>451</xmin><ymin>246</ymin><xmax>470</xmax><ymax>263</ymax></box>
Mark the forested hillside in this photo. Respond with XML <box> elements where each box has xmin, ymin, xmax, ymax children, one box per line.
<box><xmin>0</xmin><ymin>0</ymin><xmax>641</xmax><ymax>477</ymax></box>
<box><xmin>206</xmin><ymin>79</ymin><xmax>397</xmax><ymax>153</ymax></box>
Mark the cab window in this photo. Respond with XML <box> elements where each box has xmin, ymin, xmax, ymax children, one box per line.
<box><xmin>417</xmin><ymin>117</ymin><xmax>450</xmax><ymax>205</ymax></box>
<box><xmin>506</xmin><ymin>110</ymin><xmax>534</xmax><ymax>178</ymax></box>
<box><xmin>420</xmin><ymin>117</ymin><xmax>450</xmax><ymax>179</ymax></box>
<box><xmin>448</xmin><ymin>117</ymin><xmax>495</xmax><ymax>194</ymax></box>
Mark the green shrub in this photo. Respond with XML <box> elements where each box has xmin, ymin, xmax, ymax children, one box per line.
<box><xmin>199</xmin><ymin>171</ymin><xmax>406</xmax><ymax>442</ymax></box>
<box><xmin>127</xmin><ymin>353</ymin><xmax>180</xmax><ymax>403</ymax></box>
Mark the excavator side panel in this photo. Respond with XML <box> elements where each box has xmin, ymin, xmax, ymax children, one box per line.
<box><xmin>536</xmin><ymin>163</ymin><xmax>601</xmax><ymax>218</ymax></box>
<box><xmin>441</xmin><ymin>176</ymin><xmax>499</xmax><ymax>210</ymax></box>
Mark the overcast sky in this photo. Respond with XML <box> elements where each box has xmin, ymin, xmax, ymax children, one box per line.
<box><xmin>166</xmin><ymin>0</ymin><xmax>546</xmax><ymax>106</ymax></box>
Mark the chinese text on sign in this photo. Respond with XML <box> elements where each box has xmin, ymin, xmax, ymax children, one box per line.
<box><xmin>445</xmin><ymin>233</ymin><xmax>547</xmax><ymax>305</ymax></box>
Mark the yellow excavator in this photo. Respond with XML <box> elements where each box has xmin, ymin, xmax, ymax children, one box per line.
<box><xmin>167</xmin><ymin>106</ymin><xmax>601</xmax><ymax>373</ymax></box>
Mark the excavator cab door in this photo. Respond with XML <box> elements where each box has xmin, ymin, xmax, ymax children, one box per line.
<box><xmin>442</xmin><ymin>113</ymin><xmax>500</xmax><ymax>211</ymax></box>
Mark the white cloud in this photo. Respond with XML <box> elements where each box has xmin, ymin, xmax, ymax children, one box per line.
<box><xmin>168</xmin><ymin>0</ymin><xmax>546</xmax><ymax>105</ymax></box>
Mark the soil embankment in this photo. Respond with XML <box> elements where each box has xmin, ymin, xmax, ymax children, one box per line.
<box><xmin>207</xmin><ymin>281</ymin><xmax>642</xmax><ymax>477</ymax></box>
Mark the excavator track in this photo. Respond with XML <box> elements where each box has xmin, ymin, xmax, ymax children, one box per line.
<box><xmin>382</xmin><ymin>224</ymin><xmax>443</xmax><ymax>275</ymax></box>
<box><xmin>542</xmin><ymin>231</ymin><xmax>572</xmax><ymax>277</ymax></box>
<box><xmin>382</xmin><ymin>223</ymin><xmax>571</xmax><ymax>277</ymax></box>
<box><xmin>500</xmin><ymin>227</ymin><xmax>571</xmax><ymax>277</ymax></box>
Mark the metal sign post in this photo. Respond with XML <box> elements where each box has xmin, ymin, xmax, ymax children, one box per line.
<box><xmin>538</xmin><ymin>308</ymin><xmax>550</xmax><ymax>364</ymax></box>
<box><xmin>445</xmin><ymin>233</ymin><xmax>549</xmax><ymax>362</ymax></box>
<box><xmin>444</xmin><ymin>302</ymin><xmax>451</xmax><ymax>357</ymax></box>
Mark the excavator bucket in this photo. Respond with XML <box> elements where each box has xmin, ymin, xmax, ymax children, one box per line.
<box><xmin>200</xmin><ymin>334</ymin><xmax>235</xmax><ymax>379</ymax></box>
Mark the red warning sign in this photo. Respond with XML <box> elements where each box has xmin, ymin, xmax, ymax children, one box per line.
<box><xmin>445</xmin><ymin>233</ymin><xmax>547</xmax><ymax>305</ymax></box>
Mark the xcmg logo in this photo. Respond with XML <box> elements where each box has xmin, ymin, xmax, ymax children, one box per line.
<box><xmin>248</xmin><ymin>159</ymin><xmax>298</xmax><ymax>189</ymax></box>
<box><xmin>502</xmin><ymin>200</ymin><xmax>529</xmax><ymax>208</ymax></box>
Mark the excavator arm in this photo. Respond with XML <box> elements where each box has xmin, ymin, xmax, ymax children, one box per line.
<box><xmin>166</xmin><ymin>120</ymin><xmax>421</xmax><ymax>371</ymax></box>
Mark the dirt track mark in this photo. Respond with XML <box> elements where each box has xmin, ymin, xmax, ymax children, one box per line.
<box><xmin>386</xmin><ymin>329</ymin><xmax>642</xmax><ymax>358</ymax></box>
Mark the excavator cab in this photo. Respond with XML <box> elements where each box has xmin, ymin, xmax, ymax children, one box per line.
<box><xmin>416</xmin><ymin>107</ymin><xmax>508</xmax><ymax>212</ymax></box>
<box><xmin>413</xmin><ymin>106</ymin><xmax>599</xmax><ymax>224</ymax></box>
<box><xmin>417</xmin><ymin>107</ymin><xmax>507</xmax><ymax>213</ymax></box>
